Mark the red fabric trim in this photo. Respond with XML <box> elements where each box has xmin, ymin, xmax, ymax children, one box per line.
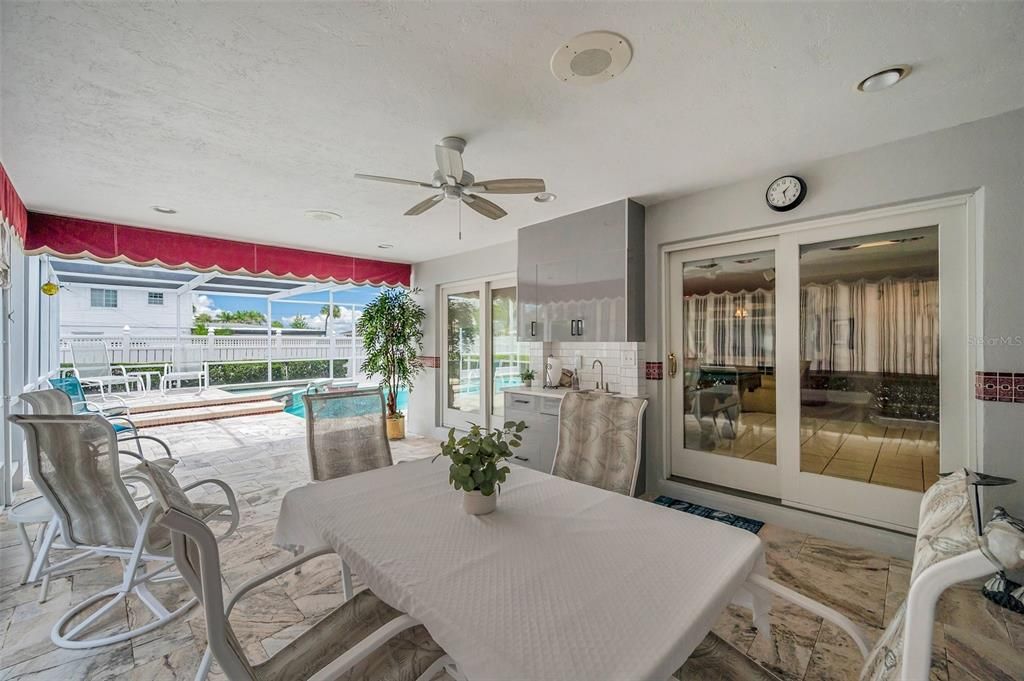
<box><xmin>24</xmin><ymin>214</ymin><xmax>409</xmax><ymax>284</ymax></box>
<box><xmin>24</xmin><ymin>213</ymin><xmax>411</xmax><ymax>286</ymax></box>
<box><xmin>0</xmin><ymin>163</ymin><xmax>29</xmax><ymax>242</ymax></box>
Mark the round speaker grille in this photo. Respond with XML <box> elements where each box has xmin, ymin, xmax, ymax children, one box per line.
<box><xmin>551</xmin><ymin>31</ymin><xmax>632</xmax><ymax>85</ymax></box>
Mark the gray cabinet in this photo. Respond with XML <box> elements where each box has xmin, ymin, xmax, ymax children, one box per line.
<box><xmin>503</xmin><ymin>393</ymin><xmax>558</xmax><ymax>473</ymax></box>
<box><xmin>516</xmin><ymin>199</ymin><xmax>644</xmax><ymax>342</ymax></box>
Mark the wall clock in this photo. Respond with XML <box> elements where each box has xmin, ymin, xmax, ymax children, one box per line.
<box><xmin>765</xmin><ymin>175</ymin><xmax>807</xmax><ymax>212</ymax></box>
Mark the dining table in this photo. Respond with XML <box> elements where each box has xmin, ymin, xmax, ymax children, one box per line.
<box><xmin>273</xmin><ymin>457</ymin><xmax>768</xmax><ymax>681</ymax></box>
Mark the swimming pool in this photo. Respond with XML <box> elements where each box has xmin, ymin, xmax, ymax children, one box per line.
<box><xmin>282</xmin><ymin>387</ymin><xmax>409</xmax><ymax>418</ymax></box>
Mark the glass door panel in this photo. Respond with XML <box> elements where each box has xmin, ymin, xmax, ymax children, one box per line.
<box><xmin>444</xmin><ymin>289</ymin><xmax>481</xmax><ymax>427</ymax></box>
<box><xmin>798</xmin><ymin>226</ymin><xmax>940</xmax><ymax>493</ymax></box>
<box><xmin>668</xmin><ymin>239</ymin><xmax>780</xmax><ymax>497</ymax></box>
<box><xmin>490</xmin><ymin>285</ymin><xmax>525</xmax><ymax>420</ymax></box>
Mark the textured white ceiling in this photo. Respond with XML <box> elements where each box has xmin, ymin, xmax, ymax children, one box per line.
<box><xmin>3</xmin><ymin>1</ymin><xmax>1023</xmax><ymax>263</ymax></box>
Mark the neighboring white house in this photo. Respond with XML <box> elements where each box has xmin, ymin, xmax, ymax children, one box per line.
<box><xmin>60</xmin><ymin>281</ymin><xmax>193</xmax><ymax>337</ymax></box>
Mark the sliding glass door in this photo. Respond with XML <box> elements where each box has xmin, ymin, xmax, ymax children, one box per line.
<box><xmin>668</xmin><ymin>238</ymin><xmax>780</xmax><ymax>497</ymax></box>
<box><xmin>667</xmin><ymin>203</ymin><xmax>970</xmax><ymax>530</ymax></box>
<box><xmin>442</xmin><ymin>277</ymin><xmax>524</xmax><ymax>430</ymax></box>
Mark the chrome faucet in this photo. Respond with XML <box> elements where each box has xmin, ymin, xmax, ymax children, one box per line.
<box><xmin>591</xmin><ymin>359</ymin><xmax>608</xmax><ymax>392</ymax></box>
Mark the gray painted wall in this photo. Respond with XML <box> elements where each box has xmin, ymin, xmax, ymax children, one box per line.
<box><xmin>408</xmin><ymin>240</ymin><xmax>518</xmax><ymax>438</ymax></box>
<box><xmin>644</xmin><ymin>107</ymin><xmax>1024</xmax><ymax>519</ymax></box>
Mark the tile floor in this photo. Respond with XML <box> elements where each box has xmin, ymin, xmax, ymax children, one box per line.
<box><xmin>685</xmin><ymin>406</ymin><xmax>940</xmax><ymax>493</ymax></box>
<box><xmin>1</xmin><ymin>412</ymin><xmax>1021</xmax><ymax>681</ymax></box>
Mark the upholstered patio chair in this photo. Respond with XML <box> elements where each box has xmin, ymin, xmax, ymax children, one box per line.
<box><xmin>301</xmin><ymin>387</ymin><xmax>393</xmax><ymax>482</ymax></box>
<box><xmin>160</xmin><ymin>346</ymin><xmax>208</xmax><ymax>395</ymax></box>
<box><xmin>6</xmin><ymin>413</ymin><xmax>239</xmax><ymax>649</ymax></box>
<box><xmin>142</xmin><ymin>460</ymin><xmax>452</xmax><ymax>681</ymax></box>
<box><xmin>551</xmin><ymin>391</ymin><xmax>647</xmax><ymax>496</ymax></box>
<box><xmin>69</xmin><ymin>340</ymin><xmax>142</xmax><ymax>397</ymax></box>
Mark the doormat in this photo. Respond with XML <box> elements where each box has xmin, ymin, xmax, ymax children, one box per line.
<box><xmin>652</xmin><ymin>496</ymin><xmax>764</xmax><ymax>534</ymax></box>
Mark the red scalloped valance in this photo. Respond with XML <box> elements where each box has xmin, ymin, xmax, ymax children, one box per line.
<box><xmin>1</xmin><ymin>163</ymin><xmax>29</xmax><ymax>242</ymax></box>
<box><xmin>23</xmin><ymin>213</ymin><xmax>411</xmax><ymax>287</ymax></box>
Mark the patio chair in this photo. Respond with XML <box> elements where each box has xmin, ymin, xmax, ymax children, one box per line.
<box><xmin>552</xmin><ymin>391</ymin><xmax>647</xmax><ymax>496</ymax></box>
<box><xmin>142</xmin><ymin>460</ymin><xmax>451</xmax><ymax>681</ymax></box>
<box><xmin>160</xmin><ymin>346</ymin><xmax>208</xmax><ymax>395</ymax></box>
<box><xmin>6</xmin><ymin>413</ymin><xmax>239</xmax><ymax>649</ymax></box>
<box><xmin>21</xmin><ymin>387</ymin><xmax>175</xmax><ymax>468</ymax></box>
<box><xmin>301</xmin><ymin>386</ymin><xmax>393</xmax><ymax>482</ymax></box>
<box><xmin>69</xmin><ymin>340</ymin><xmax>142</xmax><ymax>397</ymax></box>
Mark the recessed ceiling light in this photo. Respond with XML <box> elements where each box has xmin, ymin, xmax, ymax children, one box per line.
<box><xmin>534</xmin><ymin>192</ymin><xmax>557</xmax><ymax>203</ymax></box>
<box><xmin>856</xmin><ymin>66</ymin><xmax>911</xmax><ymax>93</ymax></box>
<box><xmin>151</xmin><ymin>205</ymin><xmax>177</xmax><ymax>214</ymax></box>
<box><xmin>551</xmin><ymin>31</ymin><xmax>632</xmax><ymax>85</ymax></box>
<box><xmin>305</xmin><ymin>209</ymin><xmax>343</xmax><ymax>222</ymax></box>
<box><xmin>377</xmin><ymin>243</ymin><xmax>394</xmax><ymax>249</ymax></box>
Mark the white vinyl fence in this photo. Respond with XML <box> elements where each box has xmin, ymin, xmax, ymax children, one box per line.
<box><xmin>60</xmin><ymin>331</ymin><xmax>369</xmax><ymax>385</ymax></box>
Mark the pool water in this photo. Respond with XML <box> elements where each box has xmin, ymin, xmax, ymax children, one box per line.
<box><xmin>283</xmin><ymin>387</ymin><xmax>409</xmax><ymax>418</ymax></box>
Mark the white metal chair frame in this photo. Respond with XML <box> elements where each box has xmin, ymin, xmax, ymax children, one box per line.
<box><xmin>160</xmin><ymin>346</ymin><xmax>209</xmax><ymax>395</ymax></box>
<box><xmin>157</xmin><ymin>507</ymin><xmax>457</xmax><ymax>681</ymax></box>
<box><xmin>7</xmin><ymin>414</ymin><xmax>239</xmax><ymax>650</ymax></box>
<box><xmin>69</xmin><ymin>341</ymin><xmax>143</xmax><ymax>398</ymax></box>
<box><xmin>20</xmin><ymin>431</ymin><xmax>182</xmax><ymax>605</ymax></box>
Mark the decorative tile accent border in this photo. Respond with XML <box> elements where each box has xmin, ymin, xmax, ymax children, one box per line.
<box><xmin>418</xmin><ymin>356</ymin><xmax>440</xmax><ymax>368</ymax></box>
<box><xmin>975</xmin><ymin>371</ymin><xmax>1024</xmax><ymax>402</ymax></box>
<box><xmin>645</xmin><ymin>361</ymin><xmax>663</xmax><ymax>381</ymax></box>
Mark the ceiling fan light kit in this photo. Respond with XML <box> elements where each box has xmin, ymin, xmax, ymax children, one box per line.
<box><xmin>355</xmin><ymin>136</ymin><xmax>549</xmax><ymax>237</ymax></box>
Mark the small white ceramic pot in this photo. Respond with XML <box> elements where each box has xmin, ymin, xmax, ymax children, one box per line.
<box><xmin>523</xmin><ymin>379</ymin><xmax>532</xmax><ymax>387</ymax></box>
<box><xmin>463</xmin><ymin>490</ymin><xmax>497</xmax><ymax>515</ymax></box>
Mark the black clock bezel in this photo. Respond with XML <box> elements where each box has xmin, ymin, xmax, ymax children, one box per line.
<box><xmin>766</xmin><ymin>175</ymin><xmax>807</xmax><ymax>212</ymax></box>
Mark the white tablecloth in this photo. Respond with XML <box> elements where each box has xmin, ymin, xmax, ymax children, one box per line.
<box><xmin>274</xmin><ymin>458</ymin><xmax>764</xmax><ymax>681</ymax></box>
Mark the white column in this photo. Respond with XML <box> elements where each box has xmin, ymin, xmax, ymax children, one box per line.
<box><xmin>266</xmin><ymin>299</ymin><xmax>273</xmax><ymax>382</ymax></box>
<box><xmin>350</xmin><ymin>304</ymin><xmax>358</xmax><ymax>381</ymax></box>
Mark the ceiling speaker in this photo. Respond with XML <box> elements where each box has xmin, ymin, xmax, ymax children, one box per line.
<box><xmin>551</xmin><ymin>31</ymin><xmax>632</xmax><ymax>85</ymax></box>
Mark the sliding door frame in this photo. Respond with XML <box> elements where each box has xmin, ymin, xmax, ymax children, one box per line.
<box><xmin>659</xmin><ymin>194</ymin><xmax>978</xmax><ymax>531</ymax></box>
<box><xmin>438</xmin><ymin>272</ymin><xmax>516</xmax><ymax>431</ymax></box>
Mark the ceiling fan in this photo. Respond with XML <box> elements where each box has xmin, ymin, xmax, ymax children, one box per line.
<box><xmin>354</xmin><ymin>137</ymin><xmax>546</xmax><ymax>221</ymax></box>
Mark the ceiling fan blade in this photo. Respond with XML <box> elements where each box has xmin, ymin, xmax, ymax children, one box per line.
<box><xmin>462</xmin><ymin>194</ymin><xmax>507</xmax><ymax>220</ymax></box>
<box><xmin>469</xmin><ymin>178</ymin><xmax>546</xmax><ymax>194</ymax></box>
<box><xmin>354</xmin><ymin>173</ymin><xmax>433</xmax><ymax>188</ymax></box>
<box><xmin>404</xmin><ymin>194</ymin><xmax>444</xmax><ymax>216</ymax></box>
<box><xmin>435</xmin><ymin>145</ymin><xmax>464</xmax><ymax>184</ymax></box>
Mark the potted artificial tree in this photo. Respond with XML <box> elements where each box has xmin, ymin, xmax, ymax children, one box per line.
<box><xmin>357</xmin><ymin>287</ymin><xmax>426</xmax><ymax>440</ymax></box>
<box><xmin>434</xmin><ymin>421</ymin><xmax>527</xmax><ymax>515</ymax></box>
<box><xmin>520</xmin><ymin>368</ymin><xmax>535</xmax><ymax>388</ymax></box>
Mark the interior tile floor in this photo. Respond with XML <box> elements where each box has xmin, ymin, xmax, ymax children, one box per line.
<box><xmin>2</xmin><ymin>412</ymin><xmax>1020</xmax><ymax>681</ymax></box>
<box><xmin>684</xmin><ymin>406</ymin><xmax>940</xmax><ymax>493</ymax></box>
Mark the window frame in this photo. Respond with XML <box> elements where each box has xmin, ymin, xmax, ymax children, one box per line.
<box><xmin>90</xmin><ymin>288</ymin><xmax>118</xmax><ymax>308</ymax></box>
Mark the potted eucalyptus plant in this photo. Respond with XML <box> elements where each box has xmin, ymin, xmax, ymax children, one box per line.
<box><xmin>520</xmin><ymin>368</ymin><xmax>535</xmax><ymax>388</ymax></box>
<box><xmin>357</xmin><ymin>287</ymin><xmax>426</xmax><ymax>440</ymax></box>
<box><xmin>434</xmin><ymin>420</ymin><xmax>527</xmax><ymax>515</ymax></box>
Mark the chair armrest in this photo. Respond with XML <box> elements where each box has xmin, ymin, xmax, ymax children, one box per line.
<box><xmin>223</xmin><ymin>547</ymin><xmax>335</xmax><ymax>615</ymax></box>
<box><xmin>117</xmin><ymin>434</ymin><xmax>174</xmax><ymax>459</ymax></box>
<box><xmin>90</xmin><ymin>393</ymin><xmax>130</xmax><ymax>413</ymax></box>
<box><xmin>306</xmin><ymin>614</ymin><xmax>423</xmax><ymax>681</ymax></box>
<box><xmin>182</xmin><ymin>478</ymin><xmax>240</xmax><ymax>541</ymax></box>
<box><xmin>109</xmin><ymin>416</ymin><xmax>139</xmax><ymax>432</ymax></box>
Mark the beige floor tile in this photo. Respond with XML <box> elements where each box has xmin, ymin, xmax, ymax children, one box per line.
<box><xmin>799</xmin><ymin>453</ymin><xmax>829</xmax><ymax>474</ymax></box>
<box><xmin>871</xmin><ymin>464</ymin><xmax>925</xmax><ymax>492</ymax></box>
<box><xmin>821</xmin><ymin>458</ymin><xmax>873</xmax><ymax>482</ymax></box>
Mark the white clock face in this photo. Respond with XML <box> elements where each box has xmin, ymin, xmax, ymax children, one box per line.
<box><xmin>767</xmin><ymin>176</ymin><xmax>804</xmax><ymax>209</ymax></box>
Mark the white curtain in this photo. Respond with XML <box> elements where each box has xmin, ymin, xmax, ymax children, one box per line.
<box><xmin>685</xmin><ymin>278</ymin><xmax>939</xmax><ymax>375</ymax></box>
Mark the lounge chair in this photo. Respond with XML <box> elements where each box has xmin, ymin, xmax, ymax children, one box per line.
<box><xmin>160</xmin><ymin>346</ymin><xmax>208</xmax><ymax>395</ymax></box>
<box><xmin>68</xmin><ymin>340</ymin><xmax>143</xmax><ymax>397</ymax></box>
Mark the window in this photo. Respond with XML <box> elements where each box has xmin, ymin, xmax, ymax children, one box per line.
<box><xmin>90</xmin><ymin>288</ymin><xmax>118</xmax><ymax>308</ymax></box>
<box><xmin>148</xmin><ymin>292</ymin><xmax>164</xmax><ymax>305</ymax></box>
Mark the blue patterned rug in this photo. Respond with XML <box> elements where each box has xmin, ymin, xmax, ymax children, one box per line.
<box><xmin>652</xmin><ymin>496</ymin><xmax>764</xmax><ymax>534</ymax></box>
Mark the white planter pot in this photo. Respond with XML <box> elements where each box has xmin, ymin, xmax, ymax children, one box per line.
<box><xmin>463</xmin><ymin>490</ymin><xmax>497</xmax><ymax>515</ymax></box>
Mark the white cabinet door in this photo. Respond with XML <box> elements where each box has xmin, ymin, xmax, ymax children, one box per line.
<box><xmin>505</xmin><ymin>406</ymin><xmax>543</xmax><ymax>471</ymax></box>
